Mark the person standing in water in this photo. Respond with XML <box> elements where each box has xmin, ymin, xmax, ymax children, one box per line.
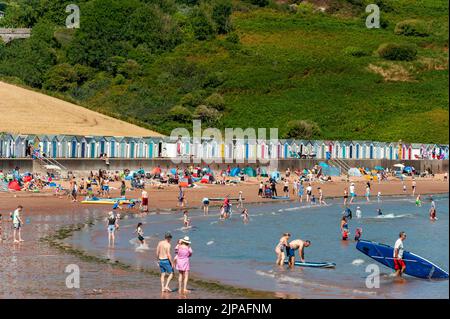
<box><xmin>176</xmin><ymin>236</ymin><xmax>193</xmax><ymax>294</ymax></box>
<box><xmin>411</xmin><ymin>179</ymin><xmax>417</xmax><ymax>196</ymax></box>
<box><xmin>183</xmin><ymin>211</ymin><xmax>191</xmax><ymax>227</ymax></box>
<box><xmin>394</xmin><ymin>232</ymin><xmax>407</xmax><ymax>277</ymax></box>
<box><xmin>12</xmin><ymin>205</ymin><xmax>24</xmax><ymax>243</ymax></box>
<box><xmin>306</xmin><ymin>184</ymin><xmax>312</xmax><ymax>203</ymax></box>
<box><xmin>340</xmin><ymin>216</ymin><xmax>349</xmax><ymax>240</ymax></box>
<box><xmin>354</xmin><ymin>228</ymin><xmax>362</xmax><ymax>241</ymax></box>
<box><xmin>318</xmin><ymin>187</ymin><xmax>326</xmax><ymax>205</ymax></box>
<box><xmin>106</xmin><ymin>211</ymin><xmax>118</xmax><ymax>247</ymax></box>
<box><xmin>355</xmin><ymin>206</ymin><xmax>362</xmax><ymax>219</ymax></box>
<box><xmin>415</xmin><ymin>194</ymin><xmax>422</xmax><ymax>207</ymax></box>
<box><xmin>349</xmin><ymin>183</ymin><xmax>356</xmax><ymax>204</ymax></box>
<box><xmin>156</xmin><ymin>232</ymin><xmax>174</xmax><ymax>292</ymax></box>
<box><xmin>135</xmin><ymin>222</ymin><xmax>145</xmax><ymax>247</ymax></box>
<box><xmin>237</xmin><ymin>191</ymin><xmax>244</xmax><ymax>209</ymax></box>
<box><xmin>365</xmin><ymin>185</ymin><xmax>370</xmax><ymax>202</ymax></box>
<box><xmin>343</xmin><ymin>189</ymin><xmax>349</xmax><ymax>206</ymax></box>
<box><xmin>275</xmin><ymin>233</ymin><xmax>290</xmax><ymax>265</ymax></box>
<box><xmin>286</xmin><ymin>239</ymin><xmax>311</xmax><ymax>267</ymax></box>
<box><xmin>202</xmin><ymin>197</ymin><xmax>210</xmax><ymax>215</ymax></box>
<box><xmin>298</xmin><ymin>182</ymin><xmax>304</xmax><ymax>203</ymax></box>
<box><xmin>241</xmin><ymin>208</ymin><xmax>249</xmax><ymax>224</ymax></box>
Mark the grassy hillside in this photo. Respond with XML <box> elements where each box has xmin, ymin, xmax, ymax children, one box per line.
<box><xmin>0</xmin><ymin>0</ymin><xmax>448</xmax><ymax>143</ymax></box>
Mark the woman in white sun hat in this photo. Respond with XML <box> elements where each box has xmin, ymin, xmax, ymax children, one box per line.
<box><xmin>176</xmin><ymin>236</ymin><xmax>193</xmax><ymax>294</ymax></box>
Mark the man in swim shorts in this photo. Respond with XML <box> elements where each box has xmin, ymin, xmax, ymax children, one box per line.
<box><xmin>156</xmin><ymin>232</ymin><xmax>174</xmax><ymax>292</ymax></box>
<box><xmin>287</xmin><ymin>239</ymin><xmax>311</xmax><ymax>267</ymax></box>
<box><xmin>394</xmin><ymin>231</ymin><xmax>407</xmax><ymax>277</ymax></box>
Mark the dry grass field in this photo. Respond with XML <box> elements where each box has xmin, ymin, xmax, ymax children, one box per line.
<box><xmin>0</xmin><ymin>81</ymin><xmax>162</xmax><ymax>137</ymax></box>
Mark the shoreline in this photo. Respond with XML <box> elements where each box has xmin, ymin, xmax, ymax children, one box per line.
<box><xmin>0</xmin><ymin>176</ymin><xmax>448</xmax><ymax>298</ymax></box>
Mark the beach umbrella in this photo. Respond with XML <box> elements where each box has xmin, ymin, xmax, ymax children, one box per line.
<box><xmin>374</xmin><ymin>166</ymin><xmax>384</xmax><ymax>171</ymax></box>
<box><xmin>393</xmin><ymin>164</ymin><xmax>404</xmax><ymax>168</ymax></box>
<box><xmin>404</xmin><ymin>166</ymin><xmax>413</xmax><ymax>172</ymax></box>
<box><xmin>170</xmin><ymin>168</ymin><xmax>177</xmax><ymax>175</ymax></box>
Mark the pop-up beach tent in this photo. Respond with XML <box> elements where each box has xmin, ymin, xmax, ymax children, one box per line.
<box><xmin>8</xmin><ymin>180</ymin><xmax>21</xmax><ymax>191</ymax></box>
<box><xmin>271</xmin><ymin>171</ymin><xmax>281</xmax><ymax>181</ymax></box>
<box><xmin>348</xmin><ymin>168</ymin><xmax>362</xmax><ymax>177</ymax></box>
<box><xmin>244</xmin><ymin>166</ymin><xmax>256</xmax><ymax>177</ymax></box>
<box><xmin>260</xmin><ymin>168</ymin><xmax>268</xmax><ymax>177</ymax></box>
<box><xmin>230</xmin><ymin>167</ymin><xmax>241</xmax><ymax>177</ymax></box>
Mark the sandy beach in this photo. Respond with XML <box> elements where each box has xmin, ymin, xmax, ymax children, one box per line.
<box><xmin>0</xmin><ymin>175</ymin><xmax>448</xmax><ymax>299</ymax></box>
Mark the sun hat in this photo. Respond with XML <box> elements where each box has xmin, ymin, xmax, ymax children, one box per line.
<box><xmin>180</xmin><ymin>236</ymin><xmax>191</xmax><ymax>244</ymax></box>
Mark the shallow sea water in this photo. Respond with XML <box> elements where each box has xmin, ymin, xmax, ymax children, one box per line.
<box><xmin>69</xmin><ymin>195</ymin><xmax>449</xmax><ymax>299</ymax></box>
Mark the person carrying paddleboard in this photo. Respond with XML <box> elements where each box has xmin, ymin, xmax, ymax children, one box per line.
<box><xmin>286</xmin><ymin>239</ymin><xmax>311</xmax><ymax>268</ymax></box>
<box><xmin>394</xmin><ymin>231</ymin><xmax>407</xmax><ymax>277</ymax></box>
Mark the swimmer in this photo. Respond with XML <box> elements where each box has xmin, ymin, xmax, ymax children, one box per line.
<box><xmin>354</xmin><ymin>228</ymin><xmax>362</xmax><ymax>241</ymax></box>
<box><xmin>287</xmin><ymin>239</ymin><xmax>311</xmax><ymax>267</ymax></box>
<box><xmin>377</xmin><ymin>191</ymin><xmax>382</xmax><ymax>202</ymax></box>
<box><xmin>275</xmin><ymin>232</ymin><xmax>291</xmax><ymax>266</ymax></box>
<box><xmin>355</xmin><ymin>206</ymin><xmax>362</xmax><ymax>219</ymax></box>
<box><xmin>241</xmin><ymin>208</ymin><xmax>249</xmax><ymax>224</ymax></box>
<box><xmin>377</xmin><ymin>208</ymin><xmax>383</xmax><ymax>216</ymax></box>
<box><xmin>135</xmin><ymin>222</ymin><xmax>145</xmax><ymax>247</ymax></box>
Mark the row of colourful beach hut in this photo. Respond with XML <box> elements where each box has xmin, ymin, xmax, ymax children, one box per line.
<box><xmin>0</xmin><ymin>133</ymin><xmax>448</xmax><ymax>161</ymax></box>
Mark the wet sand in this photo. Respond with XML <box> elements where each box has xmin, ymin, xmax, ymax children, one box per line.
<box><xmin>0</xmin><ymin>175</ymin><xmax>448</xmax><ymax>299</ymax></box>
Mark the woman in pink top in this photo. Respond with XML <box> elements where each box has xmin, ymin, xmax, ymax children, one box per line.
<box><xmin>176</xmin><ymin>236</ymin><xmax>193</xmax><ymax>294</ymax></box>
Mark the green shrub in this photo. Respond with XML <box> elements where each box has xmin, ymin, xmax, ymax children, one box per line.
<box><xmin>113</xmin><ymin>74</ymin><xmax>126</xmax><ymax>85</ymax></box>
<box><xmin>193</xmin><ymin>105</ymin><xmax>221</xmax><ymax>124</ymax></box>
<box><xmin>342</xmin><ymin>46</ymin><xmax>368</xmax><ymax>57</ymax></box>
<box><xmin>296</xmin><ymin>2</ymin><xmax>315</xmax><ymax>16</ymax></box>
<box><xmin>377</xmin><ymin>43</ymin><xmax>417</xmax><ymax>61</ymax></box>
<box><xmin>169</xmin><ymin>105</ymin><xmax>192</xmax><ymax>122</ymax></box>
<box><xmin>284</xmin><ymin>120</ymin><xmax>321</xmax><ymax>139</ymax></box>
<box><xmin>43</xmin><ymin>63</ymin><xmax>78</xmax><ymax>92</ymax></box>
<box><xmin>226</xmin><ymin>32</ymin><xmax>240</xmax><ymax>44</ymax></box>
<box><xmin>394</xmin><ymin>19</ymin><xmax>430</xmax><ymax>37</ymax></box>
<box><xmin>204</xmin><ymin>93</ymin><xmax>225</xmax><ymax>110</ymax></box>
